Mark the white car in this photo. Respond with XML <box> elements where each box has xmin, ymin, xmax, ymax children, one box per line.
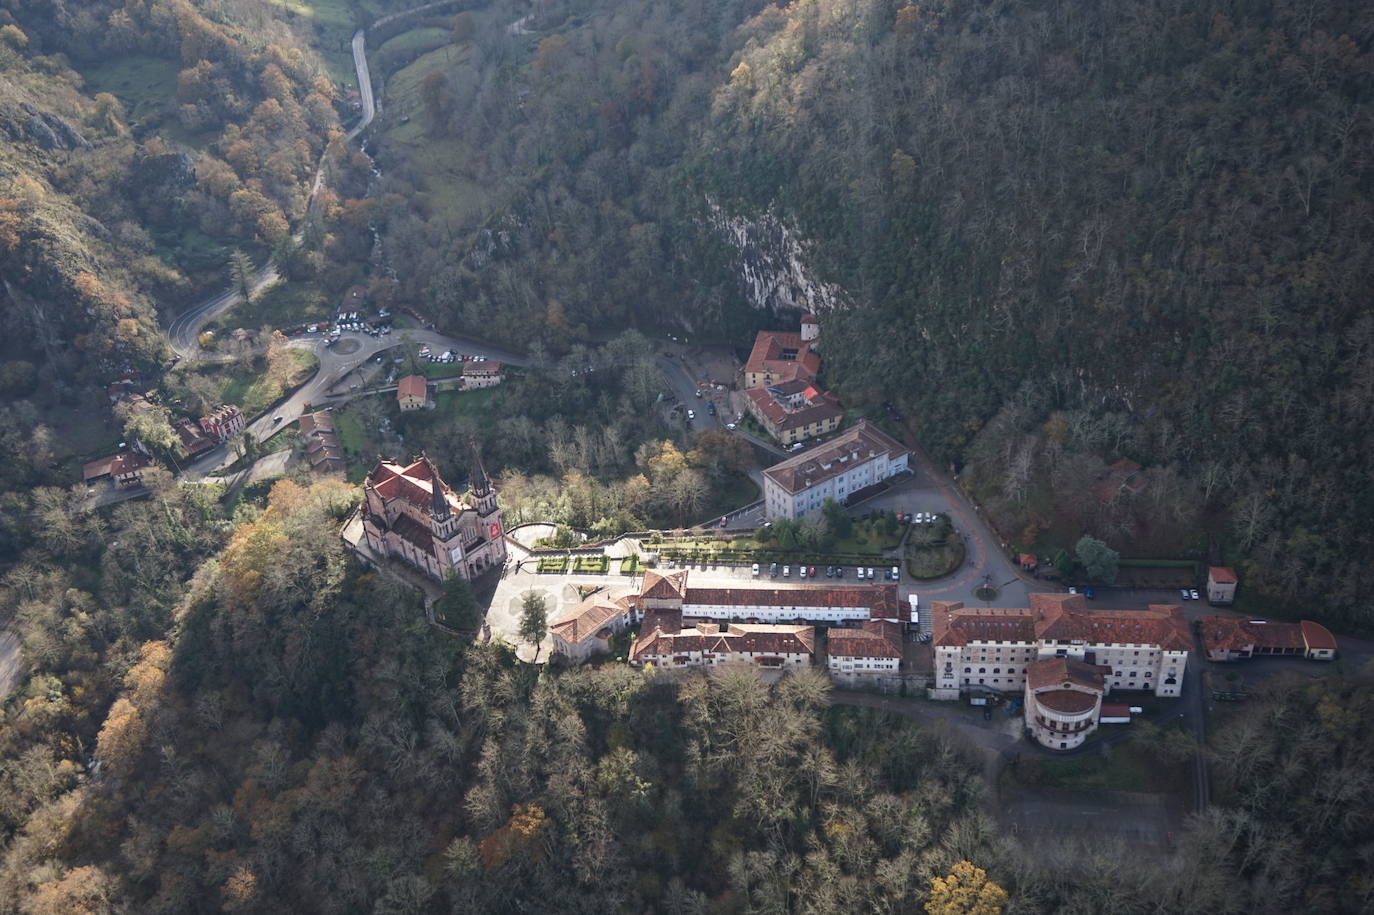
<box><xmin>799</xmin><ymin>566</ymin><xmax>807</xmax><ymax>578</ymax></box>
<box><xmin>752</xmin><ymin>563</ymin><xmax>760</xmax><ymax>576</ymax></box>
<box><xmin>890</xmin><ymin>565</ymin><xmax>900</xmax><ymax>580</ymax></box>
<box><xmin>1190</xmin><ymin>589</ymin><xmax>1200</xmax><ymax>601</ymax></box>
<box><xmin>782</xmin><ymin>565</ymin><xmax>790</xmax><ymax>577</ymax></box>
<box><xmin>726</xmin><ymin>423</ymin><xmax>736</xmax><ymax>430</ymax></box>
<box><xmin>1069</xmin><ymin>587</ymin><xmax>1078</xmax><ymax>595</ymax></box>
<box><xmin>866</xmin><ymin>567</ymin><xmax>875</xmax><ymax>580</ymax></box>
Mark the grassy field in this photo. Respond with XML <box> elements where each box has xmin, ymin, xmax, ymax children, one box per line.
<box><xmin>382</xmin><ymin>46</ymin><xmax>490</xmax><ymax>222</ymax></box>
<box><xmin>212</xmin><ymin>280</ymin><xmax>336</xmax><ymax>333</ymax></box>
<box><xmin>80</xmin><ymin>55</ymin><xmax>180</xmax><ymax>124</ymax></box>
<box><xmin>377</xmin><ymin>26</ymin><xmax>449</xmax><ymax>58</ymax></box>
<box><xmin>427</xmin><ymin>387</ymin><xmax>499</xmax><ymax>425</ymax></box>
<box><xmin>168</xmin><ymin>349</ymin><xmax>318</xmax><ymax>418</ymax></box>
<box><xmin>1002</xmin><ymin>738</ymin><xmax>1187</xmax><ymax>794</ymax></box>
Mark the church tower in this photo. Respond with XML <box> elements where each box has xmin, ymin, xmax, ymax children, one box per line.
<box><xmin>469</xmin><ymin>444</ymin><xmax>499</xmax><ymax>518</ymax></box>
<box><xmin>425</xmin><ymin>455</ymin><xmax>461</xmax><ymax>541</ymax></box>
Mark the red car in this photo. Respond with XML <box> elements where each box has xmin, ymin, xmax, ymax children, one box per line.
<box><xmin>809</xmin><ymin>566</ymin><xmax>817</xmax><ymax>578</ymax></box>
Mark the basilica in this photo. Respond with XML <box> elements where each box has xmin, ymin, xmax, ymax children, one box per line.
<box><xmin>359</xmin><ymin>454</ymin><xmax>506</xmax><ymax>582</ymax></box>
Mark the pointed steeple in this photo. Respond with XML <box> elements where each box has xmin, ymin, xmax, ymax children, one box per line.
<box><xmin>468</xmin><ymin>437</ymin><xmax>490</xmax><ymax>497</ymax></box>
<box><xmin>424</xmin><ymin>453</ymin><xmax>450</xmax><ymax>520</ymax></box>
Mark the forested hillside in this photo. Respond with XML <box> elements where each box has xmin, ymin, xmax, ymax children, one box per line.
<box><xmin>0</xmin><ymin>0</ymin><xmax>339</xmax><ymax>389</ymax></box>
<box><xmin>4</xmin><ymin>480</ymin><xmax>1370</xmax><ymax>912</ymax></box>
<box><xmin>369</xmin><ymin>0</ymin><xmax>1374</xmax><ymax>629</ymax></box>
<box><xmin>712</xmin><ymin>0</ymin><xmax>1374</xmax><ymax>628</ymax></box>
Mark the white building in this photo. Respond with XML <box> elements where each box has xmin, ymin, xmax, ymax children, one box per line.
<box><xmin>683</xmin><ymin>582</ymin><xmax>905</xmax><ymax>625</ymax></box>
<box><xmin>929</xmin><ymin>594</ymin><xmax>1189</xmax><ymax>701</ymax></box>
<box><xmin>1206</xmin><ymin>566</ymin><xmax>1238</xmax><ymax>605</ymax></box>
<box><xmin>550</xmin><ymin>592</ymin><xmax>637</xmax><ymax>663</ymax></box>
<box><xmin>761</xmin><ymin>421</ymin><xmax>909</xmax><ymax>520</ymax></box>
<box><xmin>827</xmin><ymin>619</ymin><xmax>903</xmax><ymax>682</ymax></box>
<box><xmin>1023</xmin><ymin>657</ymin><xmax>1110</xmax><ymax>750</ymax></box>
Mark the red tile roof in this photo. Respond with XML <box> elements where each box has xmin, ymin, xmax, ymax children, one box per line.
<box><xmin>82</xmin><ymin>455</ymin><xmax>119</xmax><ymax>482</ymax></box>
<box><xmin>174</xmin><ymin>419</ymin><xmax>215</xmax><ymax>456</ymax></box>
<box><xmin>390</xmin><ymin>512</ymin><xmax>436</xmax><ymax>552</ymax></box>
<box><xmin>397</xmin><ymin>375</ymin><xmax>427</xmax><ymax>401</ymax></box>
<box><xmin>84</xmin><ymin>452</ymin><xmax>149</xmax><ymax>482</ymax></box>
<box><xmin>745</xmin><ymin>386</ymin><xmax>843</xmax><ymax>435</ymax></box>
<box><xmin>743</xmin><ymin>331</ymin><xmax>821</xmax><ymax>383</ymax></box>
<box><xmin>1300</xmin><ymin>620</ymin><xmax>1337</xmax><ymax>651</ymax></box>
<box><xmin>366</xmin><ymin>459</ymin><xmax>464</xmax><ymax>513</ymax></box>
<box><xmin>933</xmin><ymin>597</ymin><xmax>1191</xmax><ymax>651</ymax></box>
<box><xmin>1208</xmin><ymin>566</ymin><xmax>1238</xmax><ymax>585</ymax></box>
<box><xmin>1026</xmin><ymin>656</ymin><xmax>1108</xmax><ymax>692</ymax></box>
<box><xmin>762</xmin><ymin>421</ymin><xmax>909</xmax><ymax>495</ymax></box>
<box><xmin>1035</xmin><ymin>689</ymin><xmax>1099</xmax><ymax>715</ymax></box>
<box><xmin>552</xmin><ymin>594</ymin><xmax>633</xmax><ymax>645</ymax></box>
<box><xmin>632</xmin><ymin>617</ymin><xmax>815</xmax><ymax>662</ymax></box>
<box><xmin>640</xmin><ymin>569</ymin><xmax>689</xmax><ymax>601</ymax></box>
<box><xmin>1200</xmin><ymin>617</ymin><xmax>1305</xmax><ymax>653</ymax></box>
<box><xmin>463</xmin><ymin>360</ymin><xmax>503</xmax><ymax>375</ymax></box>
<box><xmin>299</xmin><ymin>411</ymin><xmax>336</xmax><ymax>436</ymax></box>
<box><xmin>829</xmin><ymin>619</ymin><xmax>904</xmax><ymax>659</ymax></box>
<box><xmin>1100</xmin><ymin>703</ymin><xmax>1132</xmax><ymax>718</ymax></box>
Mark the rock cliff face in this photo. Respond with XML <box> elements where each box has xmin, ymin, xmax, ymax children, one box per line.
<box><xmin>707</xmin><ymin>199</ymin><xmax>845</xmax><ymax>316</ymax></box>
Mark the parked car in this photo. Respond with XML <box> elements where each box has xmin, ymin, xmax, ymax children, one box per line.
<box><xmin>770</xmin><ymin>563</ymin><xmax>779</xmax><ymax>577</ymax></box>
<box><xmin>687</xmin><ymin>410</ymin><xmax>696</xmax><ymax>421</ymax></box>
<box><xmin>1179</xmin><ymin>588</ymin><xmax>1190</xmax><ymax>600</ymax></box>
<box><xmin>726</xmin><ymin>423</ymin><xmax>736</xmax><ymax>430</ymax></box>
<box><xmin>782</xmin><ymin>565</ymin><xmax>790</xmax><ymax>577</ymax></box>
<box><xmin>1069</xmin><ymin>586</ymin><xmax>1077</xmax><ymax>594</ymax></box>
<box><xmin>835</xmin><ymin>567</ymin><xmax>845</xmax><ymax>578</ymax></box>
<box><xmin>272</xmin><ymin>415</ymin><xmax>283</xmax><ymax>424</ymax></box>
<box><xmin>719</xmin><ymin>516</ymin><xmax>728</xmax><ymax>528</ymax></box>
<box><xmin>1084</xmin><ymin>587</ymin><xmax>1096</xmax><ymax>599</ymax></box>
<box><xmin>890</xmin><ymin>565</ymin><xmax>900</xmax><ymax>580</ymax></box>
<box><xmin>826</xmin><ymin>566</ymin><xmax>835</xmax><ymax>578</ymax></box>
<box><xmin>1190</xmin><ymin>589</ymin><xmax>1200</xmax><ymax>601</ymax></box>
<box><xmin>707</xmin><ymin>402</ymin><xmax>716</xmax><ymax>415</ymax></box>
<box><xmin>752</xmin><ymin>563</ymin><xmax>760</xmax><ymax>576</ymax></box>
<box><xmin>866</xmin><ymin>567</ymin><xmax>875</xmax><ymax>580</ymax></box>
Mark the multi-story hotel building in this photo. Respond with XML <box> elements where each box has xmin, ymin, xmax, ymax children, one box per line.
<box><xmin>929</xmin><ymin>593</ymin><xmax>1190</xmax><ymax>701</ymax></box>
<box><xmin>761</xmin><ymin>421</ymin><xmax>910</xmax><ymax>520</ymax></box>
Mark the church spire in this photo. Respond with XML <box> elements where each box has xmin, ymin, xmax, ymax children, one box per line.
<box><xmin>424</xmin><ymin>453</ymin><xmax>450</xmax><ymax>520</ymax></box>
<box><xmin>468</xmin><ymin>437</ymin><xmax>490</xmax><ymax>497</ymax></box>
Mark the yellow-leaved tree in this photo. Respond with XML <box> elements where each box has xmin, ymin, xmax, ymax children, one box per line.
<box><xmin>926</xmin><ymin>860</ymin><xmax>1008</xmax><ymax>915</ymax></box>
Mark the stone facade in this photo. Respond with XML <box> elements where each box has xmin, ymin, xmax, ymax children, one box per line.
<box><xmin>930</xmin><ymin>594</ymin><xmax>1189</xmax><ymax>702</ymax></box>
<box><xmin>359</xmin><ymin>456</ymin><xmax>505</xmax><ymax>582</ymax></box>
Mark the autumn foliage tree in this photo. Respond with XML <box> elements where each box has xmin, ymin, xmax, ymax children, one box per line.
<box><xmin>926</xmin><ymin>861</ymin><xmax>1008</xmax><ymax>915</ymax></box>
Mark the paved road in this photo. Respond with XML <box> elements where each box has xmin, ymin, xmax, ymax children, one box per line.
<box><xmin>346</xmin><ymin>28</ymin><xmax>375</xmax><ymax>141</ymax></box>
<box><xmin>167</xmin><ymin>264</ymin><xmax>279</xmax><ymax>359</ymax></box>
<box><xmin>657</xmin><ymin>351</ymin><xmax>724</xmax><ymax>435</ymax></box>
<box><xmin>180</xmin><ymin>327</ymin><xmax>526</xmax><ymax>478</ymax></box>
<box><xmin>0</xmin><ymin>630</ymin><xmax>20</xmax><ymax>702</ymax></box>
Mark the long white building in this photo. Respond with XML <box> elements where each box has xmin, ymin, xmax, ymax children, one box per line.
<box><xmin>636</xmin><ymin>569</ymin><xmax>906</xmax><ymax>625</ymax></box>
<box><xmin>761</xmin><ymin>421</ymin><xmax>910</xmax><ymax>520</ymax></box>
<box><xmin>929</xmin><ymin>593</ymin><xmax>1190</xmax><ymax>701</ymax></box>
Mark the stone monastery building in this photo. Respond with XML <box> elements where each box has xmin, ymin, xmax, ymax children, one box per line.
<box><xmin>929</xmin><ymin>593</ymin><xmax>1190</xmax><ymax>701</ymax></box>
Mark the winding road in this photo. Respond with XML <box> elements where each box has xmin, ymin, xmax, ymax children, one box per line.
<box><xmin>167</xmin><ymin>6</ymin><xmax>392</xmax><ymax>359</ymax></box>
